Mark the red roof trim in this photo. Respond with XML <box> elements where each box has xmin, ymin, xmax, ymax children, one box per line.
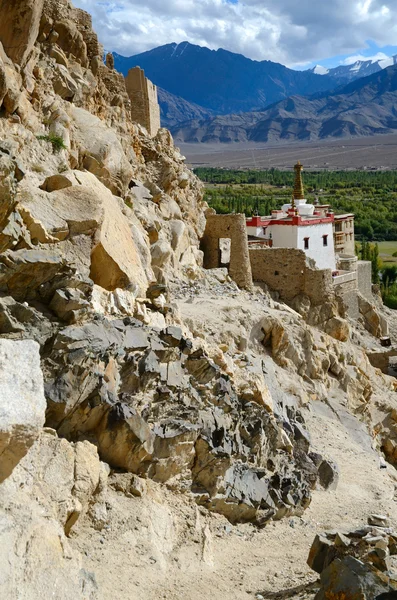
<box><xmin>246</xmin><ymin>215</ymin><xmax>334</xmax><ymax>227</ymax></box>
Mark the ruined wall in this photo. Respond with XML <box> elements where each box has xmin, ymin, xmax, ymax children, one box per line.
<box><xmin>125</xmin><ymin>67</ymin><xmax>161</xmax><ymax>137</ymax></box>
<box><xmin>201</xmin><ymin>213</ymin><xmax>252</xmax><ymax>289</ymax></box>
<box><xmin>357</xmin><ymin>261</ymin><xmax>373</xmax><ymax>301</ymax></box>
<box><xmin>304</xmin><ymin>267</ymin><xmax>334</xmax><ymax>305</ymax></box>
<box><xmin>249</xmin><ymin>248</ymin><xmax>305</xmax><ymax>300</ymax></box>
<box><xmin>249</xmin><ymin>247</ymin><xmax>333</xmax><ymax>304</ymax></box>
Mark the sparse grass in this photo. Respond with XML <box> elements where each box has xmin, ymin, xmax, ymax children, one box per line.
<box><xmin>37</xmin><ymin>133</ymin><xmax>67</xmax><ymax>153</ymax></box>
<box><xmin>31</xmin><ymin>163</ymin><xmax>46</xmax><ymax>173</ymax></box>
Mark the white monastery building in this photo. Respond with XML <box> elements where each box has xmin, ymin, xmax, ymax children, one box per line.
<box><xmin>246</xmin><ymin>161</ymin><xmax>354</xmax><ymax>271</ymax></box>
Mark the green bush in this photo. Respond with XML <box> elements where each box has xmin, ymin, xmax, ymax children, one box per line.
<box><xmin>37</xmin><ymin>133</ymin><xmax>67</xmax><ymax>153</ymax></box>
<box><xmin>383</xmin><ymin>295</ymin><xmax>397</xmax><ymax>310</ymax></box>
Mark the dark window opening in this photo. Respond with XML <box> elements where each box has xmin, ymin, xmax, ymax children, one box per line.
<box><xmin>304</xmin><ymin>237</ymin><xmax>309</xmax><ymax>250</ymax></box>
<box><xmin>323</xmin><ymin>235</ymin><xmax>328</xmax><ymax>247</ymax></box>
<box><xmin>274</xmin><ymin>270</ymin><xmax>279</xmax><ymax>276</ymax></box>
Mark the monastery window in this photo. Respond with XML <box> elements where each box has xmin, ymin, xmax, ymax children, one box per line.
<box><xmin>323</xmin><ymin>235</ymin><xmax>328</xmax><ymax>247</ymax></box>
<box><xmin>304</xmin><ymin>237</ymin><xmax>309</xmax><ymax>250</ymax></box>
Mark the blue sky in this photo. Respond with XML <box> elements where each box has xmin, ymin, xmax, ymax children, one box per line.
<box><xmin>74</xmin><ymin>0</ymin><xmax>397</xmax><ymax>70</ymax></box>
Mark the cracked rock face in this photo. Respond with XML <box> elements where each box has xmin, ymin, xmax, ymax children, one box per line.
<box><xmin>42</xmin><ymin>316</ymin><xmax>320</xmax><ymax>523</ymax></box>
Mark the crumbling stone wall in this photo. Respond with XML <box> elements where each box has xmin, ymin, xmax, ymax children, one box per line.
<box><xmin>357</xmin><ymin>260</ymin><xmax>372</xmax><ymax>301</ymax></box>
<box><xmin>125</xmin><ymin>67</ymin><xmax>161</xmax><ymax>137</ymax></box>
<box><xmin>249</xmin><ymin>247</ymin><xmax>333</xmax><ymax>304</ymax></box>
<box><xmin>201</xmin><ymin>214</ymin><xmax>252</xmax><ymax>289</ymax></box>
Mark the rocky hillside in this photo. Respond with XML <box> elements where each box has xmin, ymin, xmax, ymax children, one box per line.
<box><xmin>172</xmin><ymin>64</ymin><xmax>397</xmax><ymax>143</ymax></box>
<box><xmin>113</xmin><ymin>42</ymin><xmax>338</xmax><ymax>118</ymax></box>
<box><xmin>2</xmin><ymin>2</ymin><xmax>397</xmax><ymax>599</ymax></box>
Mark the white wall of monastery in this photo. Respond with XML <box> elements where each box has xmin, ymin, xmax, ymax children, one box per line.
<box><xmin>296</xmin><ymin>222</ymin><xmax>336</xmax><ymax>270</ymax></box>
<box><xmin>270</xmin><ymin>224</ymin><xmax>299</xmax><ymax>249</ymax></box>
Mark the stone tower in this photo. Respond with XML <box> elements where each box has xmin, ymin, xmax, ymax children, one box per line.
<box><xmin>125</xmin><ymin>67</ymin><xmax>161</xmax><ymax>137</ymax></box>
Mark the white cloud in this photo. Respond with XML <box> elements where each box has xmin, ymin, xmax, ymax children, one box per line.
<box><xmin>72</xmin><ymin>0</ymin><xmax>397</xmax><ymax>67</ymax></box>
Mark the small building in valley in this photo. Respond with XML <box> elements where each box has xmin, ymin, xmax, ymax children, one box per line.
<box><xmin>246</xmin><ymin>161</ymin><xmax>342</xmax><ymax>271</ymax></box>
<box><xmin>201</xmin><ymin>160</ymin><xmax>377</xmax><ymax>328</ymax></box>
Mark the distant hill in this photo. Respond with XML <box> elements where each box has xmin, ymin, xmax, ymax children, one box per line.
<box><xmin>113</xmin><ymin>42</ymin><xmax>339</xmax><ymax>121</ymax></box>
<box><xmin>308</xmin><ymin>54</ymin><xmax>397</xmax><ymax>83</ymax></box>
<box><xmin>157</xmin><ymin>88</ymin><xmax>214</xmax><ymax>128</ymax></box>
<box><xmin>171</xmin><ymin>64</ymin><xmax>397</xmax><ymax>143</ymax></box>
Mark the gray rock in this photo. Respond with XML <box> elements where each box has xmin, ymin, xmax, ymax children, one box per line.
<box><xmin>307</xmin><ymin>533</ymin><xmax>335</xmax><ymax>574</ymax></box>
<box><xmin>318</xmin><ymin>459</ymin><xmax>339</xmax><ymax>491</ymax></box>
<box><xmin>368</xmin><ymin>514</ymin><xmax>391</xmax><ymax>528</ymax></box>
<box><xmin>315</xmin><ymin>556</ymin><xmax>390</xmax><ymax>600</ymax></box>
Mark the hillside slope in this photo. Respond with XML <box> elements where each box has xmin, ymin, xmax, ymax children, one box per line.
<box><xmin>172</xmin><ymin>64</ymin><xmax>397</xmax><ymax>143</ymax></box>
<box><xmin>158</xmin><ymin>87</ymin><xmax>214</xmax><ymax>128</ymax></box>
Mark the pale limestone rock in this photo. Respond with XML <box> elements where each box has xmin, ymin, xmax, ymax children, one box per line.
<box><xmin>49</xmin><ymin>44</ymin><xmax>69</xmax><ymax>68</ymax></box>
<box><xmin>40</xmin><ymin>173</ymin><xmax>75</xmax><ymax>192</ymax></box>
<box><xmin>90</xmin><ymin>192</ymin><xmax>150</xmax><ymax>294</ymax></box>
<box><xmin>17</xmin><ymin>185</ymin><xmax>100</xmax><ymax>242</ymax></box>
<box><xmin>151</xmin><ymin>239</ymin><xmax>172</xmax><ymax>268</ymax></box>
<box><xmin>358</xmin><ymin>293</ymin><xmax>388</xmax><ymax>337</ymax></box>
<box><xmin>0</xmin><ymin>433</ymin><xmax>100</xmax><ymax>598</ymax></box>
<box><xmin>0</xmin><ymin>0</ymin><xmax>44</xmax><ymax>66</ymax></box>
<box><xmin>3</xmin><ymin>65</ymin><xmax>22</xmax><ymax>114</ymax></box>
<box><xmin>324</xmin><ymin>316</ymin><xmax>350</xmax><ymax>342</ymax></box>
<box><xmin>18</xmin><ymin>174</ymin><xmax>152</xmax><ymax>294</ymax></box>
<box><xmin>0</xmin><ymin>339</ymin><xmax>46</xmax><ymax>483</ymax></box>
<box><xmin>53</xmin><ymin>64</ymin><xmax>78</xmax><ymax>99</ymax></box>
<box><xmin>53</xmin><ymin>19</ymin><xmax>88</xmax><ymax>68</ymax></box>
<box><xmin>70</xmin><ymin>106</ymin><xmax>133</xmax><ymax>195</ymax></box>
<box><xmin>234</xmin><ymin>362</ymin><xmax>273</xmax><ymax>412</ymax></box>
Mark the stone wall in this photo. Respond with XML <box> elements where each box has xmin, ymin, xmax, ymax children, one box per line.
<box><xmin>201</xmin><ymin>213</ymin><xmax>252</xmax><ymax>289</ymax></box>
<box><xmin>249</xmin><ymin>247</ymin><xmax>333</xmax><ymax>304</ymax></box>
<box><xmin>125</xmin><ymin>67</ymin><xmax>161</xmax><ymax>137</ymax></box>
<box><xmin>357</xmin><ymin>260</ymin><xmax>372</xmax><ymax>301</ymax></box>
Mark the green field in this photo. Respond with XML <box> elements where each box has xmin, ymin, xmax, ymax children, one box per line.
<box><xmin>357</xmin><ymin>241</ymin><xmax>397</xmax><ymax>264</ymax></box>
<box><xmin>374</xmin><ymin>241</ymin><xmax>397</xmax><ymax>264</ymax></box>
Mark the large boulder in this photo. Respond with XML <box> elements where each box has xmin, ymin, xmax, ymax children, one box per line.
<box><xmin>0</xmin><ymin>339</ymin><xmax>46</xmax><ymax>483</ymax></box>
<box><xmin>0</xmin><ymin>0</ymin><xmax>44</xmax><ymax>66</ymax></box>
<box><xmin>17</xmin><ymin>172</ymin><xmax>153</xmax><ymax>295</ymax></box>
<box><xmin>70</xmin><ymin>107</ymin><xmax>134</xmax><ymax>195</ymax></box>
<box><xmin>0</xmin><ymin>432</ymin><xmax>100</xmax><ymax>598</ymax></box>
<box><xmin>358</xmin><ymin>293</ymin><xmax>389</xmax><ymax>338</ymax></box>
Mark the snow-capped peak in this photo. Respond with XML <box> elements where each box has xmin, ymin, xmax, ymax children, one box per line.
<box><xmin>313</xmin><ymin>65</ymin><xmax>329</xmax><ymax>75</ymax></box>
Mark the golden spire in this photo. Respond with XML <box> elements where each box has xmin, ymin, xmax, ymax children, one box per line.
<box><xmin>291</xmin><ymin>194</ymin><xmax>296</xmax><ymax>212</ymax></box>
<box><xmin>293</xmin><ymin>160</ymin><xmax>305</xmax><ymax>200</ymax></box>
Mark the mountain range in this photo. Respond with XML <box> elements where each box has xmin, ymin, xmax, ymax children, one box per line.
<box><xmin>113</xmin><ymin>42</ymin><xmax>338</xmax><ymax>125</ymax></box>
<box><xmin>113</xmin><ymin>42</ymin><xmax>397</xmax><ymax>143</ymax></box>
<box><xmin>309</xmin><ymin>54</ymin><xmax>397</xmax><ymax>83</ymax></box>
<box><xmin>172</xmin><ymin>64</ymin><xmax>397</xmax><ymax>143</ymax></box>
